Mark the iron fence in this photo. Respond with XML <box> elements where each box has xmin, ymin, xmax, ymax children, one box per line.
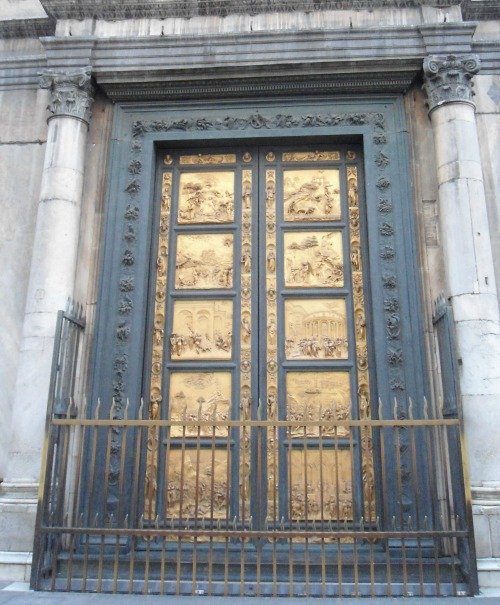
<box><xmin>31</xmin><ymin>403</ymin><xmax>477</xmax><ymax>597</ymax></box>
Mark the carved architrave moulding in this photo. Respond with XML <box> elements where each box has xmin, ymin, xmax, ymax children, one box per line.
<box><xmin>422</xmin><ymin>54</ymin><xmax>480</xmax><ymax>114</ymax></box>
<box><xmin>39</xmin><ymin>67</ymin><xmax>94</xmax><ymax>124</ymax></box>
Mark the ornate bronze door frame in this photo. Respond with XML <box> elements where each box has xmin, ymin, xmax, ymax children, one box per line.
<box><xmin>144</xmin><ymin>145</ymin><xmax>374</xmax><ymax>530</ymax></box>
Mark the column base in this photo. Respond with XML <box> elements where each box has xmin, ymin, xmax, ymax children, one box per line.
<box><xmin>0</xmin><ymin>482</ymin><xmax>37</xmax><ymax>554</ymax></box>
<box><xmin>473</xmin><ymin>483</ymin><xmax>500</xmax><ymax>592</ymax></box>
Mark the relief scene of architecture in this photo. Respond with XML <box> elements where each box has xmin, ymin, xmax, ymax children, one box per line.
<box><xmin>284</xmin><ymin>298</ymin><xmax>348</xmax><ymax>359</ymax></box>
<box><xmin>170</xmin><ymin>300</ymin><xmax>233</xmax><ymax>360</ymax></box>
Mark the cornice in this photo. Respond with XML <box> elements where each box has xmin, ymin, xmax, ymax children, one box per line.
<box><xmin>1</xmin><ymin>23</ymin><xmax>498</xmax><ymax>91</ymax></box>
<box><xmin>40</xmin><ymin>0</ymin><xmax>462</xmax><ymax>20</ymax></box>
<box><xmin>103</xmin><ymin>73</ymin><xmax>418</xmax><ymax>102</ymax></box>
<box><xmin>0</xmin><ymin>17</ymin><xmax>54</xmax><ymax>39</ymax></box>
<box><xmin>461</xmin><ymin>0</ymin><xmax>500</xmax><ymax>20</ymax></box>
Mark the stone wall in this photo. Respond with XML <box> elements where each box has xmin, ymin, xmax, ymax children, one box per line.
<box><xmin>0</xmin><ymin>76</ymin><xmax>48</xmax><ymax>480</ymax></box>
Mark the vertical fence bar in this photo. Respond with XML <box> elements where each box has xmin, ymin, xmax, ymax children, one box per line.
<box><xmin>33</xmin><ymin>415</ymin><xmax>476</xmax><ymax>597</ymax></box>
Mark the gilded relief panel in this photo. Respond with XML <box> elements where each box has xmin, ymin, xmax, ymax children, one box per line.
<box><xmin>284</xmin><ymin>231</ymin><xmax>344</xmax><ymax>288</ymax></box>
<box><xmin>284</xmin><ymin>299</ymin><xmax>348</xmax><ymax>359</ymax></box>
<box><xmin>179</xmin><ymin>153</ymin><xmax>236</xmax><ymax>165</ymax></box>
<box><xmin>178</xmin><ymin>171</ymin><xmax>234</xmax><ymax>224</ymax></box>
<box><xmin>286</xmin><ymin>371</ymin><xmax>351</xmax><ymax>437</ymax></box>
<box><xmin>166</xmin><ymin>449</ymin><xmax>228</xmax><ymax>519</ymax></box>
<box><xmin>171</xmin><ymin>300</ymin><xmax>233</xmax><ymax>360</ymax></box>
<box><xmin>175</xmin><ymin>233</ymin><xmax>233</xmax><ymax>289</ymax></box>
<box><xmin>282</xmin><ymin>151</ymin><xmax>340</xmax><ymax>162</ymax></box>
<box><xmin>289</xmin><ymin>449</ymin><xmax>352</xmax><ymax>521</ymax></box>
<box><xmin>168</xmin><ymin>372</ymin><xmax>231</xmax><ymax>437</ymax></box>
<box><xmin>283</xmin><ymin>169</ymin><xmax>341</xmax><ymax>221</ymax></box>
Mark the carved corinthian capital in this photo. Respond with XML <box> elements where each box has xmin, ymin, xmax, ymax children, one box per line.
<box><xmin>39</xmin><ymin>67</ymin><xmax>94</xmax><ymax>124</ymax></box>
<box><xmin>423</xmin><ymin>54</ymin><xmax>480</xmax><ymax>114</ymax></box>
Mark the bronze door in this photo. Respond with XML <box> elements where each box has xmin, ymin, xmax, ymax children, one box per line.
<box><xmin>145</xmin><ymin>146</ymin><xmax>374</xmax><ymax>530</ymax></box>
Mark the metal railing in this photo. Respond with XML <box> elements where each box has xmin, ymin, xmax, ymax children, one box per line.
<box><xmin>31</xmin><ymin>402</ymin><xmax>478</xmax><ymax>597</ymax></box>
<box><xmin>46</xmin><ymin>302</ymin><xmax>86</xmax><ymax>419</ymax></box>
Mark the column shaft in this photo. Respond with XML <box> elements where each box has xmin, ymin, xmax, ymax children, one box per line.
<box><xmin>0</xmin><ymin>69</ymin><xmax>93</xmax><ymax>553</ymax></box>
<box><xmin>424</xmin><ymin>55</ymin><xmax>500</xmax><ymax>485</ymax></box>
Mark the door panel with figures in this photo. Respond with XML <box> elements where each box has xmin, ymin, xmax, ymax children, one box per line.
<box><xmin>144</xmin><ymin>146</ymin><xmax>374</xmax><ymax>531</ymax></box>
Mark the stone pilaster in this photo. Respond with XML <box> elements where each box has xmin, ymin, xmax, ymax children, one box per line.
<box><xmin>0</xmin><ymin>68</ymin><xmax>94</xmax><ymax>566</ymax></box>
<box><xmin>423</xmin><ymin>54</ymin><xmax>500</xmax><ymax>589</ymax></box>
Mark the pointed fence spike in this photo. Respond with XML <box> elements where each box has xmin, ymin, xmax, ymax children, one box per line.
<box><xmin>95</xmin><ymin>398</ymin><xmax>101</xmax><ymax>420</ymax></box>
<box><xmin>408</xmin><ymin>397</ymin><xmax>414</xmax><ymax>420</ymax></box>
<box><xmin>423</xmin><ymin>515</ymin><xmax>428</xmax><ymax>530</ymax></box>
<box><xmin>155</xmin><ymin>515</ymin><xmax>160</xmax><ymax>529</ymax></box>
<box><xmin>378</xmin><ymin>398</ymin><xmax>384</xmax><ymax>420</ymax></box>
<box><xmin>138</xmin><ymin>398</ymin><xmax>144</xmax><ymax>419</ymax></box>
<box><xmin>233</xmin><ymin>516</ymin><xmax>237</xmax><ymax>530</ymax></box>
<box><xmin>124</xmin><ymin>514</ymin><xmax>129</xmax><ymax>529</ymax></box>
<box><xmin>393</xmin><ymin>398</ymin><xmax>398</xmax><ymax>420</ymax></box>
<box><xmin>423</xmin><ymin>396</ymin><xmax>429</xmax><ymax>420</ymax></box>
<box><xmin>81</xmin><ymin>395</ymin><xmax>88</xmax><ymax>419</ymax></box>
<box><xmin>139</xmin><ymin>514</ymin><xmax>144</xmax><ymax>529</ymax></box>
<box><xmin>249</xmin><ymin>515</ymin><xmax>253</xmax><ymax>530</ymax></box>
<box><xmin>437</xmin><ymin>396</ymin><xmax>444</xmax><ymax>418</ymax></box>
<box><xmin>124</xmin><ymin>398</ymin><xmax>130</xmax><ymax>420</ymax></box>
<box><xmin>93</xmin><ymin>513</ymin><xmax>99</xmax><ymax>528</ymax></box>
<box><xmin>110</xmin><ymin>397</ymin><xmax>116</xmax><ymax>420</ymax></box>
<box><xmin>391</xmin><ymin>515</ymin><xmax>396</xmax><ymax>530</ymax></box>
<box><xmin>79</xmin><ymin>512</ymin><xmax>84</xmax><ymax>526</ymax></box>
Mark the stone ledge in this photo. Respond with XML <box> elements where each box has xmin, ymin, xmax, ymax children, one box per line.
<box><xmin>0</xmin><ymin>483</ymin><xmax>38</xmax><ymax>502</ymax></box>
<box><xmin>0</xmin><ymin>552</ymin><xmax>32</xmax><ymax>582</ymax></box>
<box><xmin>473</xmin><ymin>484</ymin><xmax>500</xmax><ymax>503</ymax></box>
<box><xmin>478</xmin><ymin>557</ymin><xmax>500</xmax><ymax>571</ymax></box>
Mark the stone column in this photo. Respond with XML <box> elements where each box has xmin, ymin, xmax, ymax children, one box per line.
<box><xmin>0</xmin><ymin>68</ymin><xmax>93</xmax><ymax>557</ymax></box>
<box><xmin>423</xmin><ymin>55</ymin><xmax>500</xmax><ymax>584</ymax></box>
